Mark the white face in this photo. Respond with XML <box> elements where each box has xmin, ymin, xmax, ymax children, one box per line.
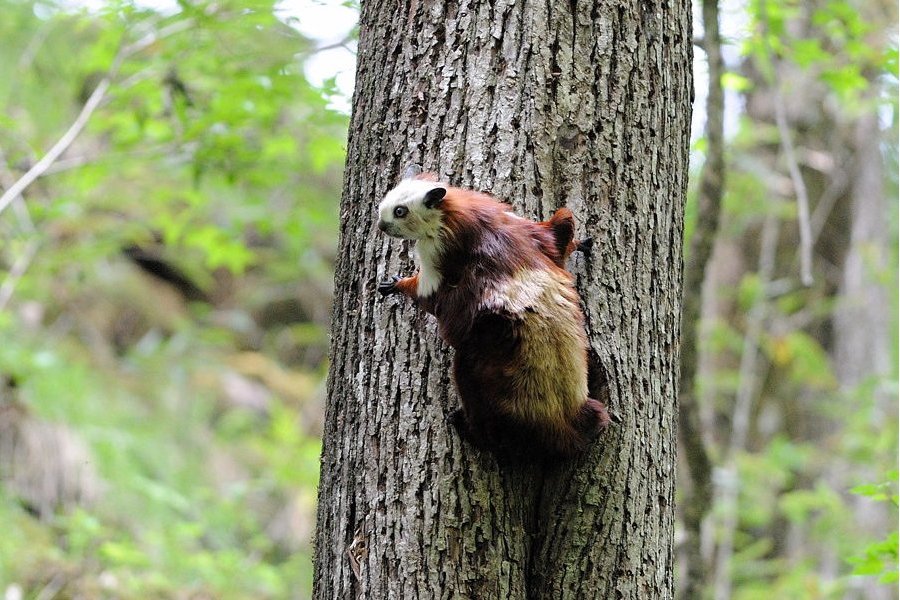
<box><xmin>377</xmin><ymin>179</ymin><xmax>447</xmax><ymax>240</ymax></box>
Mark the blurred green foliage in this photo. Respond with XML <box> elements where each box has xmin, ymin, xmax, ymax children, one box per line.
<box><xmin>0</xmin><ymin>0</ymin><xmax>348</xmax><ymax>596</ymax></box>
<box><xmin>0</xmin><ymin>0</ymin><xmax>897</xmax><ymax>598</ymax></box>
<box><xmin>684</xmin><ymin>0</ymin><xmax>898</xmax><ymax>597</ymax></box>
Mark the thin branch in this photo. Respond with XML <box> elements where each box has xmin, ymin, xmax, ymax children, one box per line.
<box><xmin>0</xmin><ymin>150</ymin><xmax>39</xmax><ymax>312</ymax></box>
<box><xmin>17</xmin><ymin>23</ymin><xmax>52</xmax><ymax>72</ymax></box>
<box><xmin>11</xmin><ymin>200</ymin><xmax>36</xmax><ymax>234</ymax></box>
<box><xmin>756</xmin><ymin>1</ymin><xmax>814</xmax><ymax>287</ymax></box>
<box><xmin>311</xmin><ymin>36</ymin><xmax>356</xmax><ymax>55</ymax></box>
<box><xmin>0</xmin><ymin>22</ymin><xmax>52</xmax><ymax>110</ymax></box>
<box><xmin>0</xmin><ymin>239</ymin><xmax>39</xmax><ymax>312</ymax></box>
<box><xmin>0</xmin><ymin>16</ymin><xmax>196</xmax><ymax>218</ymax></box>
<box><xmin>809</xmin><ymin>166</ymin><xmax>849</xmax><ymax>246</ymax></box>
<box><xmin>712</xmin><ymin>212</ymin><xmax>780</xmax><ymax>600</ymax></box>
<box><xmin>39</xmin><ymin>154</ymin><xmax>98</xmax><ymax>176</ymax></box>
<box><xmin>0</xmin><ymin>77</ymin><xmax>111</xmax><ymax>217</ymax></box>
<box><xmin>773</xmin><ymin>89</ymin><xmax>814</xmax><ymax>287</ymax></box>
<box><xmin>120</xmin><ymin>17</ymin><xmax>195</xmax><ymax>58</ymax></box>
<box><xmin>40</xmin><ymin>145</ymin><xmax>176</xmax><ymax>176</ymax></box>
<box><xmin>678</xmin><ymin>0</ymin><xmax>725</xmax><ymax>597</ymax></box>
<box><xmin>115</xmin><ymin>65</ymin><xmax>159</xmax><ymax>94</ymax></box>
<box><xmin>0</xmin><ymin>149</ymin><xmax>36</xmax><ymax>235</ymax></box>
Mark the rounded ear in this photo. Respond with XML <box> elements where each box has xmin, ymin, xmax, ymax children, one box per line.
<box><xmin>402</xmin><ymin>164</ymin><xmax>423</xmax><ymax>180</ymax></box>
<box><xmin>424</xmin><ymin>187</ymin><xmax>447</xmax><ymax>209</ymax></box>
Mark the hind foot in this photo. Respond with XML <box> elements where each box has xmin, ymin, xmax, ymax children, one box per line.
<box><xmin>578</xmin><ymin>398</ymin><xmax>611</xmax><ymax>439</ymax></box>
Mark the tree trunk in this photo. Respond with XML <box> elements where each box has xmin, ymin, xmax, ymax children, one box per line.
<box><xmin>829</xmin><ymin>113</ymin><xmax>895</xmax><ymax>600</ymax></box>
<box><xmin>314</xmin><ymin>2</ymin><xmax>692</xmax><ymax>598</ymax></box>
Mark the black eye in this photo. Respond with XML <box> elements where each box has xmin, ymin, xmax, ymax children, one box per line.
<box><xmin>393</xmin><ymin>206</ymin><xmax>409</xmax><ymax>218</ymax></box>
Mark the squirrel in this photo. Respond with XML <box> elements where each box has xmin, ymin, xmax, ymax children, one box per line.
<box><xmin>376</xmin><ymin>171</ymin><xmax>610</xmax><ymax>460</ymax></box>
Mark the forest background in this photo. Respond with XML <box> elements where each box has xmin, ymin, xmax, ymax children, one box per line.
<box><xmin>0</xmin><ymin>0</ymin><xmax>896</xmax><ymax>598</ymax></box>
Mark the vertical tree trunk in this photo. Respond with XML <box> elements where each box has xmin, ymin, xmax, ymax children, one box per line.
<box><xmin>314</xmin><ymin>2</ymin><xmax>692</xmax><ymax>598</ymax></box>
<box><xmin>677</xmin><ymin>0</ymin><xmax>723</xmax><ymax>596</ymax></box>
<box><xmin>828</xmin><ymin>113</ymin><xmax>895</xmax><ymax>600</ymax></box>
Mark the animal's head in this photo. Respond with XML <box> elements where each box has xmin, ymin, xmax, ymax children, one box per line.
<box><xmin>377</xmin><ymin>175</ymin><xmax>447</xmax><ymax>241</ymax></box>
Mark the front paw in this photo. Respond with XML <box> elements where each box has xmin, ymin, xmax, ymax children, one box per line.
<box><xmin>377</xmin><ymin>275</ymin><xmax>401</xmax><ymax>296</ymax></box>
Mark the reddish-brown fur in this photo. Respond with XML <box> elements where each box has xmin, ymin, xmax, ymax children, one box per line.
<box><xmin>382</xmin><ymin>183</ymin><xmax>609</xmax><ymax>460</ymax></box>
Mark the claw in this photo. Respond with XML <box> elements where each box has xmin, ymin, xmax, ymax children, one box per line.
<box><xmin>576</xmin><ymin>237</ymin><xmax>593</xmax><ymax>255</ymax></box>
<box><xmin>377</xmin><ymin>275</ymin><xmax>401</xmax><ymax>296</ymax></box>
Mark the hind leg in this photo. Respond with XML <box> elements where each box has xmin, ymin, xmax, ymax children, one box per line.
<box><xmin>522</xmin><ymin>400</ymin><xmax>611</xmax><ymax>459</ymax></box>
<box><xmin>575</xmin><ymin>398</ymin><xmax>610</xmax><ymax>438</ymax></box>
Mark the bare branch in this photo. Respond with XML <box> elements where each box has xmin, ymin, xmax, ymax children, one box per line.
<box><xmin>0</xmin><ymin>16</ymin><xmax>196</xmax><ymax>218</ymax></box>
<box><xmin>17</xmin><ymin>21</ymin><xmax>52</xmax><ymax>72</ymax></box>
<box><xmin>0</xmin><ymin>150</ymin><xmax>35</xmax><ymax>235</ymax></box>
<box><xmin>773</xmin><ymin>88</ymin><xmax>814</xmax><ymax>287</ymax></box>
<box><xmin>755</xmin><ymin>1</ymin><xmax>814</xmax><ymax>287</ymax></box>
<box><xmin>0</xmin><ymin>150</ymin><xmax>39</xmax><ymax>311</ymax></box>
<box><xmin>712</xmin><ymin>212</ymin><xmax>780</xmax><ymax>600</ymax></box>
<box><xmin>809</xmin><ymin>167</ymin><xmax>849</xmax><ymax>246</ymax></box>
<box><xmin>41</xmin><ymin>145</ymin><xmax>180</xmax><ymax>176</ymax></box>
<box><xmin>121</xmin><ymin>17</ymin><xmax>195</xmax><ymax>58</ymax></box>
<box><xmin>310</xmin><ymin>36</ymin><xmax>356</xmax><ymax>55</ymax></box>
<box><xmin>0</xmin><ymin>77</ymin><xmax>111</xmax><ymax>217</ymax></box>
<box><xmin>0</xmin><ymin>239</ymin><xmax>39</xmax><ymax>312</ymax></box>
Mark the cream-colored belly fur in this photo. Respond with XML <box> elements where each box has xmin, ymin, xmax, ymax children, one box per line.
<box><xmin>482</xmin><ymin>268</ymin><xmax>589</xmax><ymax>423</ymax></box>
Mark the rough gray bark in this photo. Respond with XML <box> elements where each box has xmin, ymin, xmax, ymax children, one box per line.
<box><xmin>314</xmin><ymin>1</ymin><xmax>692</xmax><ymax>598</ymax></box>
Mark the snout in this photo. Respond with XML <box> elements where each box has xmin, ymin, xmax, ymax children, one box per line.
<box><xmin>378</xmin><ymin>220</ymin><xmax>404</xmax><ymax>238</ymax></box>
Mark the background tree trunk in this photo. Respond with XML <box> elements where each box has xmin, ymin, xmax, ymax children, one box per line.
<box><xmin>314</xmin><ymin>1</ymin><xmax>692</xmax><ymax>598</ymax></box>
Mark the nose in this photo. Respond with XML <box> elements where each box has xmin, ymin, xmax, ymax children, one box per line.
<box><xmin>378</xmin><ymin>221</ymin><xmax>388</xmax><ymax>232</ymax></box>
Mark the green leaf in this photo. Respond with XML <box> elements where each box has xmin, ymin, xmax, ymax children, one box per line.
<box><xmin>721</xmin><ymin>72</ymin><xmax>753</xmax><ymax>92</ymax></box>
<box><xmin>738</xmin><ymin>273</ymin><xmax>763</xmax><ymax>311</ymax></box>
<box><xmin>791</xmin><ymin>39</ymin><xmax>830</xmax><ymax>68</ymax></box>
<box><xmin>765</xmin><ymin>331</ymin><xmax>837</xmax><ymax>389</ymax></box>
<box><xmin>820</xmin><ymin>65</ymin><xmax>869</xmax><ymax>97</ymax></box>
<box><xmin>849</xmin><ymin>483</ymin><xmax>889</xmax><ymax>501</ymax></box>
